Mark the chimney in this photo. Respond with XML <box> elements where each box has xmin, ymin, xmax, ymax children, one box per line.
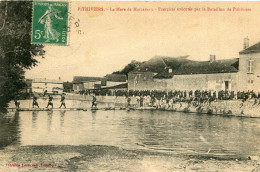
<box><xmin>210</xmin><ymin>55</ymin><xmax>216</xmax><ymax>63</ymax></box>
<box><xmin>243</xmin><ymin>37</ymin><xmax>249</xmax><ymax>49</ymax></box>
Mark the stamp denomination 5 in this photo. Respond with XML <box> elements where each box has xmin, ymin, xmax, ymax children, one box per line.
<box><xmin>31</xmin><ymin>1</ymin><xmax>69</xmax><ymax>45</ymax></box>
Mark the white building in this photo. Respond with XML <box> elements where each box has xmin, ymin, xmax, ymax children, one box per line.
<box><xmin>31</xmin><ymin>78</ymin><xmax>63</xmax><ymax>94</ymax></box>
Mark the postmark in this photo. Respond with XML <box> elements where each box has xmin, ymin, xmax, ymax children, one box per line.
<box><xmin>31</xmin><ymin>1</ymin><xmax>69</xmax><ymax>45</ymax></box>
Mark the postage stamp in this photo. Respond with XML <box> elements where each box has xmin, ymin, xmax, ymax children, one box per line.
<box><xmin>31</xmin><ymin>1</ymin><xmax>69</xmax><ymax>45</ymax></box>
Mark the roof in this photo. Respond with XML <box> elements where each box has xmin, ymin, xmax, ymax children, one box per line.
<box><xmin>101</xmin><ymin>83</ymin><xmax>128</xmax><ymax>89</ymax></box>
<box><xmin>73</xmin><ymin>76</ymin><xmax>105</xmax><ymax>82</ymax></box>
<box><xmin>105</xmin><ymin>74</ymin><xmax>127</xmax><ymax>82</ymax></box>
<box><xmin>31</xmin><ymin>78</ymin><xmax>63</xmax><ymax>84</ymax></box>
<box><xmin>174</xmin><ymin>58</ymin><xmax>239</xmax><ymax>75</ymax></box>
<box><xmin>239</xmin><ymin>42</ymin><xmax>260</xmax><ymax>54</ymax></box>
<box><xmin>89</xmin><ymin>83</ymin><xmax>128</xmax><ymax>90</ymax></box>
<box><xmin>132</xmin><ymin>56</ymin><xmax>239</xmax><ymax>79</ymax></box>
<box><xmin>130</xmin><ymin>55</ymin><xmax>190</xmax><ymax>74</ymax></box>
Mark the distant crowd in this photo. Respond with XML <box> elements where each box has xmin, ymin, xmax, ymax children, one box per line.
<box><xmin>79</xmin><ymin>89</ymin><xmax>259</xmax><ymax>100</ymax></box>
<box><xmin>14</xmin><ymin>89</ymin><xmax>260</xmax><ymax>109</ymax></box>
<box><xmin>79</xmin><ymin>89</ymin><xmax>260</xmax><ymax>108</ymax></box>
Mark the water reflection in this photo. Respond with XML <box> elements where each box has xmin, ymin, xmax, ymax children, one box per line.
<box><xmin>91</xmin><ymin>111</ymin><xmax>96</xmax><ymax>124</ymax></box>
<box><xmin>32</xmin><ymin>111</ymin><xmax>39</xmax><ymax>130</ymax></box>
<box><xmin>47</xmin><ymin>110</ymin><xmax>53</xmax><ymax>133</ymax></box>
<box><xmin>0</xmin><ymin>111</ymin><xmax>20</xmax><ymax>148</ymax></box>
<box><xmin>60</xmin><ymin>110</ymin><xmax>66</xmax><ymax>130</ymax></box>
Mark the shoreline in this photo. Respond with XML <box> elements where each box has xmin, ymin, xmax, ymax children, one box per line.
<box><xmin>64</xmin><ymin>94</ymin><xmax>260</xmax><ymax>118</ymax></box>
<box><xmin>0</xmin><ymin>145</ymin><xmax>259</xmax><ymax>171</ymax></box>
<box><xmin>9</xmin><ymin>94</ymin><xmax>260</xmax><ymax>118</ymax></box>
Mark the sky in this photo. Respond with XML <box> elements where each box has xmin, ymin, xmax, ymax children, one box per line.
<box><xmin>25</xmin><ymin>1</ymin><xmax>260</xmax><ymax>81</ymax></box>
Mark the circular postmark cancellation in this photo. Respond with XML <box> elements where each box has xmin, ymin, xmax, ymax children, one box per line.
<box><xmin>31</xmin><ymin>1</ymin><xmax>69</xmax><ymax>46</ymax></box>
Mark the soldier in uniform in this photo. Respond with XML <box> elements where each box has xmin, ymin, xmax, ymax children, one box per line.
<box><xmin>59</xmin><ymin>95</ymin><xmax>66</xmax><ymax>108</ymax></box>
<box><xmin>46</xmin><ymin>95</ymin><xmax>54</xmax><ymax>108</ymax></box>
<box><xmin>32</xmin><ymin>95</ymin><xmax>39</xmax><ymax>108</ymax></box>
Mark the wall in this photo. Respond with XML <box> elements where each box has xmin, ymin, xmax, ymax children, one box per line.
<box><xmin>171</xmin><ymin>73</ymin><xmax>238</xmax><ymax>91</ymax></box>
<box><xmin>48</xmin><ymin>83</ymin><xmax>63</xmax><ymax>94</ymax></box>
<box><xmin>83</xmin><ymin>81</ymin><xmax>101</xmax><ymax>89</ymax></box>
<box><xmin>64</xmin><ymin>94</ymin><xmax>260</xmax><ymax>117</ymax></box>
<box><xmin>65</xmin><ymin>94</ymin><xmax>138</xmax><ymax>104</ymax></box>
<box><xmin>129</xmin><ymin>72</ymin><xmax>238</xmax><ymax>91</ymax></box>
<box><xmin>32</xmin><ymin>82</ymin><xmax>63</xmax><ymax>94</ymax></box>
<box><xmin>106</xmin><ymin>81</ymin><xmax>126</xmax><ymax>87</ymax></box>
<box><xmin>238</xmin><ymin>53</ymin><xmax>260</xmax><ymax>93</ymax></box>
<box><xmin>73</xmin><ymin>83</ymin><xmax>84</xmax><ymax>92</ymax></box>
<box><xmin>32</xmin><ymin>83</ymin><xmax>45</xmax><ymax>93</ymax></box>
<box><xmin>128</xmin><ymin>72</ymin><xmax>156</xmax><ymax>90</ymax></box>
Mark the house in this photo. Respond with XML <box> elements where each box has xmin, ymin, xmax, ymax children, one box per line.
<box><xmin>72</xmin><ymin>76</ymin><xmax>106</xmax><ymax>92</ymax></box>
<box><xmin>72</xmin><ymin>74</ymin><xmax>127</xmax><ymax>92</ymax></box>
<box><xmin>103</xmin><ymin>74</ymin><xmax>127</xmax><ymax>87</ymax></box>
<box><xmin>99</xmin><ymin>83</ymin><xmax>128</xmax><ymax>96</ymax></box>
<box><xmin>128</xmin><ymin>38</ymin><xmax>260</xmax><ymax>93</ymax></box>
<box><xmin>238</xmin><ymin>38</ymin><xmax>260</xmax><ymax>92</ymax></box>
<box><xmin>31</xmin><ymin>78</ymin><xmax>63</xmax><ymax>94</ymax></box>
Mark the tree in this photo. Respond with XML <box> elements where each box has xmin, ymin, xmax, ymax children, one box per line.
<box><xmin>0</xmin><ymin>1</ymin><xmax>44</xmax><ymax>113</ymax></box>
<box><xmin>112</xmin><ymin>60</ymin><xmax>142</xmax><ymax>77</ymax></box>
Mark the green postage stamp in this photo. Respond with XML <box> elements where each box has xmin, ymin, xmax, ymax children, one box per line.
<box><xmin>31</xmin><ymin>1</ymin><xmax>69</xmax><ymax>45</ymax></box>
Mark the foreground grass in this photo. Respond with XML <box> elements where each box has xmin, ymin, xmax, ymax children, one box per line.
<box><xmin>0</xmin><ymin>145</ymin><xmax>259</xmax><ymax>172</ymax></box>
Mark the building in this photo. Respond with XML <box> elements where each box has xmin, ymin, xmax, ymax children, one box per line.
<box><xmin>128</xmin><ymin>39</ymin><xmax>260</xmax><ymax>93</ymax></box>
<box><xmin>73</xmin><ymin>76</ymin><xmax>106</xmax><ymax>92</ymax></box>
<box><xmin>19</xmin><ymin>79</ymin><xmax>32</xmax><ymax>94</ymax></box>
<box><xmin>31</xmin><ymin>78</ymin><xmax>63</xmax><ymax>94</ymax></box>
<box><xmin>103</xmin><ymin>74</ymin><xmax>127</xmax><ymax>87</ymax></box>
<box><xmin>100</xmin><ymin>83</ymin><xmax>128</xmax><ymax>96</ymax></box>
<box><xmin>73</xmin><ymin>74</ymin><xmax>127</xmax><ymax>92</ymax></box>
<box><xmin>239</xmin><ymin>39</ymin><xmax>260</xmax><ymax>92</ymax></box>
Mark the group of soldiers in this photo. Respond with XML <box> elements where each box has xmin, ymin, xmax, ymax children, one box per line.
<box><xmin>14</xmin><ymin>94</ymin><xmax>99</xmax><ymax>109</ymax></box>
<box><xmin>126</xmin><ymin>89</ymin><xmax>260</xmax><ymax>108</ymax></box>
<box><xmin>14</xmin><ymin>95</ymin><xmax>66</xmax><ymax>109</ymax></box>
<box><xmin>78</xmin><ymin>89</ymin><xmax>259</xmax><ymax>102</ymax></box>
<box><xmin>14</xmin><ymin>89</ymin><xmax>259</xmax><ymax>109</ymax></box>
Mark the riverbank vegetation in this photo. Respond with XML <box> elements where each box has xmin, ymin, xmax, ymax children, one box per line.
<box><xmin>0</xmin><ymin>1</ymin><xmax>44</xmax><ymax>113</ymax></box>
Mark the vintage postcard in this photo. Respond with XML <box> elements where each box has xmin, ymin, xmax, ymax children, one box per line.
<box><xmin>0</xmin><ymin>1</ymin><xmax>260</xmax><ymax>171</ymax></box>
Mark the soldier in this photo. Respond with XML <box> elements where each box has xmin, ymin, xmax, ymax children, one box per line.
<box><xmin>126</xmin><ymin>96</ymin><xmax>131</xmax><ymax>108</ymax></box>
<box><xmin>32</xmin><ymin>95</ymin><xmax>39</xmax><ymax>108</ymax></box>
<box><xmin>91</xmin><ymin>95</ymin><xmax>97</xmax><ymax>108</ymax></box>
<box><xmin>140</xmin><ymin>96</ymin><xmax>144</xmax><ymax>107</ymax></box>
<box><xmin>46</xmin><ymin>95</ymin><xmax>54</xmax><ymax>108</ymax></box>
<box><xmin>14</xmin><ymin>97</ymin><xmax>20</xmax><ymax>109</ymax></box>
<box><xmin>59</xmin><ymin>94</ymin><xmax>66</xmax><ymax>108</ymax></box>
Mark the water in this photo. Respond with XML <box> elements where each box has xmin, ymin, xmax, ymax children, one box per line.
<box><xmin>1</xmin><ymin>99</ymin><xmax>260</xmax><ymax>159</ymax></box>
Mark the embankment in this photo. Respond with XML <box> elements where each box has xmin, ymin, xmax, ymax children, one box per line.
<box><xmin>65</xmin><ymin>94</ymin><xmax>260</xmax><ymax>118</ymax></box>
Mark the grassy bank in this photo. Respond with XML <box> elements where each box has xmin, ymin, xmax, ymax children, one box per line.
<box><xmin>0</xmin><ymin>145</ymin><xmax>259</xmax><ymax>171</ymax></box>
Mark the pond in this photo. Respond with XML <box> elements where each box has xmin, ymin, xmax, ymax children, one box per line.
<box><xmin>1</xmin><ymin>99</ymin><xmax>260</xmax><ymax>159</ymax></box>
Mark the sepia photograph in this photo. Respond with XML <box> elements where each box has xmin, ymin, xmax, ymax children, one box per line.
<box><xmin>0</xmin><ymin>0</ymin><xmax>260</xmax><ymax>171</ymax></box>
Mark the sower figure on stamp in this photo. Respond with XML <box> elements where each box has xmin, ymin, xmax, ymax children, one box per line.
<box><xmin>59</xmin><ymin>94</ymin><xmax>66</xmax><ymax>108</ymax></box>
<box><xmin>38</xmin><ymin>4</ymin><xmax>63</xmax><ymax>42</ymax></box>
<box><xmin>46</xmin><ymin>95</ymin><xmax>54</xmax><ymax>108</ymax></box>
<box><xmin>32</xmin><ymin>95</ymin><xmax>39</xmax><ymax>108</ymax></box>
